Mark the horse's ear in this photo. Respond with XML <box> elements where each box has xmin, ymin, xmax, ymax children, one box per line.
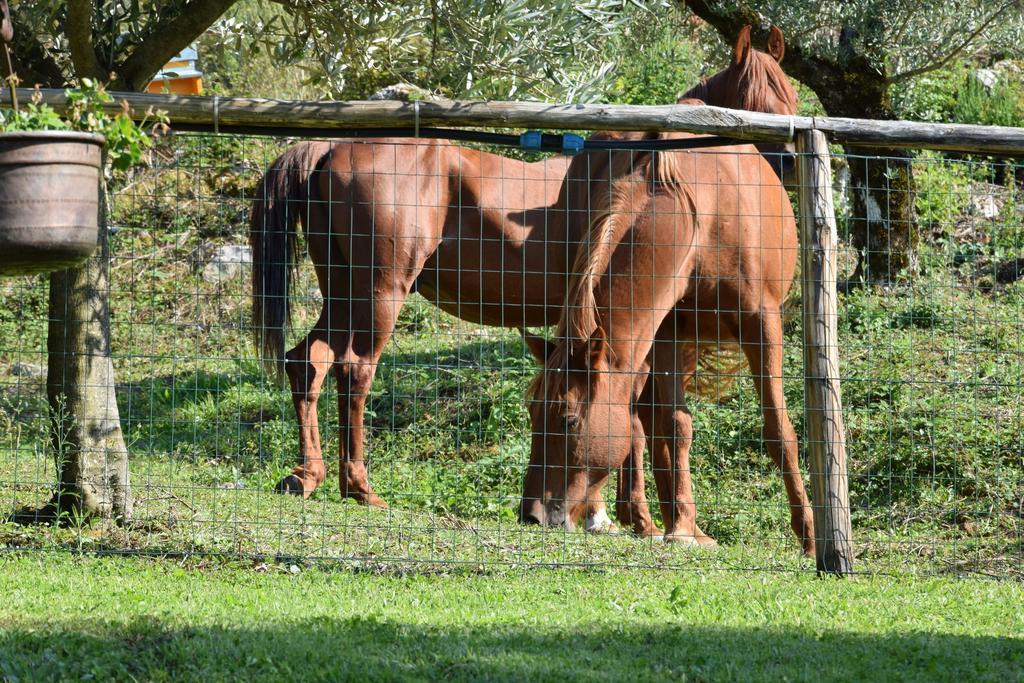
<box><xmin>567</xmin><ymin>327</ymin><xmax>608</xmax><ymax>371</ymax></box>
<box><xmin>767</xmin><ymin>25</ymin><xmax>785</xmax><ymax>63</ymax></box>
<box><xmin>583</xmin><ymin>326</ymin><xmax>608</xmax><ymax>370</ymax></box>
<box><xmin>521</xmin><ymin>329</ymin><xmax>555</xmax><ymax>364</ymax></box>
<box><xmin>733</xmin><ymin>25</ymin><xmax>753</xmax><ymax>65</ymax></box>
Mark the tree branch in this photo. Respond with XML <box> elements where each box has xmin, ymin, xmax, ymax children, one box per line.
<box><xmin>117</xmin><ymin>0</ymin><xmax>241</xmax><ymax>91</ymax></box>
<box><xmin>681</xmin><ymin>0</ymin><xmax>761</xmax><ymax>45</ymax></box>
<box><xmin>889</xmin><ymin>3</ymin><xmax>1014</xmax><ymax>83</ymax></box>
<box><xmin>66</xmin><ymin>0</ymin><xmax>104</xmax><ymax>81</ymax></box>
<box><xmin>8</xmin><ymin>7</ymin><xmax>66</xmax><ymax>87</ymax></box>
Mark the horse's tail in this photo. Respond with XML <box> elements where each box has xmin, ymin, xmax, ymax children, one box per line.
<box><xmin>692</xmin><ymin>344</ymin><xmax>745</xmax><ymax>401</ymax></box>
<box><xmin>690</xmin><ymin>295</ymin><xmax>799</xmax><ymax>402</ymax></box>
<box><xmin>250</xmin><ymin>140</ymin><xmax>333</xmax><ymax>383</ymax></box>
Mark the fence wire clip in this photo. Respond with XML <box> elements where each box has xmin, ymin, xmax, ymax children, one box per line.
<box><xmin>561</xmin><ymin>133</ymin><xmax>584</xmax><ymax>155</ymax></box>
<box><xmin>212</xmin><ymin>94</ymin><xmax>220</xmax><ymax>135</ymax></box>
<box><xmin>519</xmin><ymin>130</ymin><xmax>542</xmax><ymax>151</ymax></box>
<box><xmin>414</xmin><ymin>100</ymin><xmax>420</xmax><ymax>138</ymax></box>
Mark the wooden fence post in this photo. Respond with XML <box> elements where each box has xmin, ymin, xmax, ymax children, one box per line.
<box><xmin>797</xmin><ymin>129</ymin><xmax>854</xmax><ymax>575</ymax></box>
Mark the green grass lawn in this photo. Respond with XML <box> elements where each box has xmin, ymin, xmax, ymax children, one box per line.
<box><xmin>0</xmin><ymin>553</ymin><xmax>1021</xmax><ymax>682</ymax></box>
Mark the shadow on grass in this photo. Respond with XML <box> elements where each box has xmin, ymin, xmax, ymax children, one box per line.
<box><xmin>111</xmin><ymin>336</ymin><xmax>536</xmax><ymax>456</ymax></box>
<box><xmin>116</xmin><ymin>337</ymin><xmax>534</xmax><ymax>414</ymax></box>
<box><xmin>1</xmin><ymin>619</ymin><xmax>1020</xmax><ymax>681</ymax></box>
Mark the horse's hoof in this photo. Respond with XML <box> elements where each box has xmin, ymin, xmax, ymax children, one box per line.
<box><xmin>275</xmin><ymin>475</ymin><xmax>305</xmax><ymax>496</ymax></box>
<box><xmin>364</xmin><ymin>493</ymin><xmax>389</xmax><ymax>509</ymax></box>
<box><xmin>586</xmin><ymin>521</ymin><xmax>620</xmax><ymax>535</ymax></box>
<box><xmin>663</xmin><ymin>532</ymin><xmax>711</xmax><ymax>547</ymax></box>
<box><xmin>585</xmin><ymin>508</ymin><xmax>619</xmax><ymax>534</ymax></box>
<box><xmin>696</xmin><ymin>535</ymin><xmax>718</xmax><ymax>548</ymax></box>
<box><xmin>663</xmin><ymin>534</ymin><xmax>698</xmax><ymax>546</ymax></box>
<box><xmin>632</xmin><ymin>525</ymin><xmax>664</xmax><ymax>540</ymax></box>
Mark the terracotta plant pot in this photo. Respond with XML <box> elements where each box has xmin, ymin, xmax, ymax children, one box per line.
<box><xmin>0</xmin><ymin>131</ymin><xmax>104</xmax><ymax>276</ymax></box>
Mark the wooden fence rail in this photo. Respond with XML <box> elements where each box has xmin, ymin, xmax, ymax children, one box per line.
<box><xmin>6</xmin><ymin>88</ymin><xmax>1024</xmax><ymax>154</ymax></box>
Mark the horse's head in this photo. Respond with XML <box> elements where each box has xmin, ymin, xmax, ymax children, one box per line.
<box><xmin>683</xmin><ymin>25</ymin><xmax>798</xmax><ymax>184</ymax></box>
<box><xmin>520</xmin><ymin>329</ymin><xmax>634</xmax><ymax>529</ymax></box>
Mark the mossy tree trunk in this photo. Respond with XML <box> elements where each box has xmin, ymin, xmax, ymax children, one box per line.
<box><xmin>805</xmin><ymin>71</ymin><xmax>918</xmax><ymax>284</ymax></box>
<box><xmin>44</xmin><ymin>178</ymin><xmax>132</xmax><ymax>521</ymax></box>
<box><xmin>845</xmin><ymin>147</ymin><xmax>917</xmax><ymax>284</ymax></box>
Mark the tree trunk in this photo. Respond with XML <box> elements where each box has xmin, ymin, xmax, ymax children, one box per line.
<box><xmin>43</xmin><ymin>177</ymin><xmax>132</xmax><ymax>522</ymax></box>
<box><xmin>844</xmin><ymin>146</ymin><xmax>918</xmax><ymax>285</ymax></box>
<box><xmin>794</xmin><ymin>68</ymin><xmax>919</xmax><ymax>285</ymax></box>
<box><xmin>8</xmin><ymin>0</ymin><xmax>243</xmax><ymax>525</ymax></box>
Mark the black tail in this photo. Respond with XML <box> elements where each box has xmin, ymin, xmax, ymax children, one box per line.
<box><xmin>249</xmin><ymin>140</ymin><xmax>333</xmax><ymax>383</ymax></box>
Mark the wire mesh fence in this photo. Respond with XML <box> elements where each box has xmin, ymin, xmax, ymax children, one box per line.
<box><xmin>0</xmin><ymin>131</ymin><xmax>1020</xmax><ymax>577</ymax></box>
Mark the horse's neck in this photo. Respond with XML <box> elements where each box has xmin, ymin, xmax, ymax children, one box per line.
<box><xmin>599</xmin><ymin>203</ymin><xmax>699</xmax><ymax>375</ymax></box>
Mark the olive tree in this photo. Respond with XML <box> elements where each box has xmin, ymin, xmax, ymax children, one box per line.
<box><xmin>683</xmin><ymin>0</ymin><xmax>1024</xmax><ymax>283</ymax></box>
<box><xmin>6</xmin><ymin>0</ymin><xmax>244</xmax><ymax>523</ymax></box>
<box><xmin>212</xmin><ymin>0</ymin><xmax>643</xmax><ymax>101</ymax></box>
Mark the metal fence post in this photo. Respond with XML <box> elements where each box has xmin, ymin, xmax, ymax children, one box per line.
<box><xmin>797</xmin><ymin>129</ymin><xmax>854</xmax><ymax>575</ymax></box>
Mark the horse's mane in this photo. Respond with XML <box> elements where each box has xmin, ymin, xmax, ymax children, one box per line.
<box><xmin>681</xmin><ymin>50</ymin><xmax>796</xmax><ymax>114</ymax></box>
<box><xmin>558</xmin><ymin>134</ymin><xmax>693</xmax><ymax>344</ymax></box>
<box><xmin>681</xmin><ymin>79</ymin><xmax>711</xmax><ymax>105</ymax></box>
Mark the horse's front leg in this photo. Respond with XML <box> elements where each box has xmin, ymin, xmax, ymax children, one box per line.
<box><xmin>581</xmin><ymin>476</ymin><xmax>616</xmax><ymax>534</ymax></box>
<box><xmin>615</xmin><ymin>375</ymin><xmax>661</xmax><ymax>537</ymax></box>
<box><xmin>650</xmin><ymin>338</ymin><xmax>715</xmax><ymax>547</ymax></box>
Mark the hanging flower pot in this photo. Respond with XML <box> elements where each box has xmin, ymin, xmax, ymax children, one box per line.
<box><xmin>0</xmin><ymin>131</ymin><xmax>104</xmax><ymax>275</ymax></box>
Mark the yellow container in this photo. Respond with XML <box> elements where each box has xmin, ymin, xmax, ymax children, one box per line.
<box><xmin>146</xmin><ymin>47</ymin><xmax>203</xmax><ymax>95</ymax></box>
<box><xmin>146</xmin><ymin>75</ymin><xmax>203</xmax><ymax>95</ymax></box>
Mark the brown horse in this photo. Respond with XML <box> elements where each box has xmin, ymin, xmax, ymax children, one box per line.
<box><xmin>681</xmin><ymin>25</ymin><xmax>795</xmax><ymax>183</ymax></box>
<box><xmin>249</xmin><ymin>25</ymin><xmax>798</xmax><ymax>535</ymax></box>
<box><xmin>521</xmin><ymin>127</ymin><xmax>816</xmax><ymax>554</ymax></box>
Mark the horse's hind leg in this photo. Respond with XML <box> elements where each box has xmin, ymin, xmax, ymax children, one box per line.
<box><xmin>333</xmin><ymin>258</ymin><xmax>425</xmax><ymax>508</ymax></box>
<box><xmin>276</xmin><ymin>324</ymin><xmax>335</xmax><ymax>497</ymax></box>
<box><xmin>333</xmin><ymin>327</ymin><xmax>393</xmax><ymax>509</ymax></box>
<box><xmin>739</xmin><ymin>306</ymin><xmax>815</xmax><ymax>556</ymax></box>
<box><xmin>277</xmin><ymin>206</ymin><xmax>342</xmax><ymax>498</ymax></box>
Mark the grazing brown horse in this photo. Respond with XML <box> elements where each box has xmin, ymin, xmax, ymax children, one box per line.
<box><xmin>521</xmin><ymin>127</ymin><xmax>816</xmax><ymax>554</ymax></box>
<box><xmin>249</xmin><ymin>25</ymin><xmax>798</xmax><ymax>535</ymax></box>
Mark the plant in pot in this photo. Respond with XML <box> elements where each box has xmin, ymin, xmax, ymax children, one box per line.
<box><xmin>0</xmin><ymin>0</ymin><xmax>165</xmax><ymax>277</ymax></box>
<box><xmin>0</xmin><ymin>79</ymin><xmax>166</xmax><ymax>276</ymax></box>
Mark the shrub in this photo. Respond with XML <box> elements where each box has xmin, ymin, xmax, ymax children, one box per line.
<box><xmin>607</xmin><ymin>17</ymin><xmax>703</xmax><ymax>105</ymax></box>
<box><xmin>892</xmin><ymin>65</ymin><xmax>1024</xmax><ymax>127</ymax></box>
<box><xmin>952</xmin><ymin>70</ymin><xmax>1024</xmax><ymax>128</ymax></box>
